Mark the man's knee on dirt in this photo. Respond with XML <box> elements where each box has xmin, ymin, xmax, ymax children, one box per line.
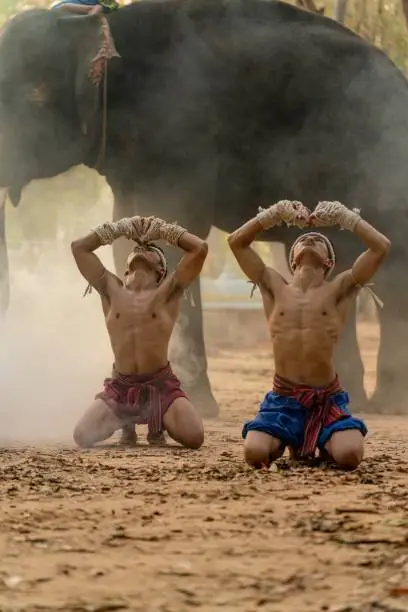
<box><xmin>163</xmin><ymin>398</ymin><xmax>204</xmax><ymax>449</ymax></box>
<box><xmin>333</xmin><ymin>445</ymin><xmax>363</xmax><ymax>470</ymax></box>
<box><xmin>167</xmin><ymin>420</ymin><xmax>203</xmax><ymax>449</ymax></box>
<box><xmin>325</xmin><ymin>430</ymin><xmax>364</xmax><ymax>470</ymax></box>
<box><xmin>244</xmin><ymin>431</ymin><xmax>284</xmax><ymax>468</ymax></box>
<box><xmin>175</xmin><ymin>410</ymin><xmax>204</xmax><ymax>450</ymax></box>
<box><xmin>182</xmin><ymin>427</ymin><xmax>204</xmax><ymax>450</ymax></box>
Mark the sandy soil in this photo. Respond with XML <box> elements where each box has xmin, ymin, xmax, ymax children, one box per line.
<box><xmin>1</xmin><ymin>325</ymin><xmax>408</xmax><ymax>612</ymax></box>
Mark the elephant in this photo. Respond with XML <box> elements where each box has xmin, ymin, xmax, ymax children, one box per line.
<box><xmin>0</xmin><ymin>0</ymin><xmax>408</xmax><ymax>417</ymax></box>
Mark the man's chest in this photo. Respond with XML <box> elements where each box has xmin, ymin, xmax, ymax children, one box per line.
<box><xmin>269</xmin><ymin>289</ymin><xmax>340</xmax><ymax>329</ymax></box>
<box><xmin>106</xmin><ymin>294</ymin><xmax>176</xmax><ymax>332</ymax></box>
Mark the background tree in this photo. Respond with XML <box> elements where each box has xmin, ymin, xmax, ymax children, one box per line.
<box><xmin>402</xmin><ymin>0</ymin><xmax>408</xmax><ymax>30</ymax></box>
<box><xmin>333</xmin><ymin>0</ymin><xmax>348</xmax><ymax>23</ymax></box>
<box><xmin>295</xmin><ymin>0</ymin><xmax>325</xmax><ymax>15</ymax></box>
<box><xmin>287</xmin><ymin>0</ymin><xmax>408</xmax><ymax>73</ymax></box>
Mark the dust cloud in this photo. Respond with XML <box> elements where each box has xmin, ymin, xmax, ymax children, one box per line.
<box><xmin>0</xmin><ymin>170</ymin><xmax>116</xmax><ymax>445</ymax></box>
<box><xmin>0</xmin><ymin>241</ymin><xmax>114</xmax><ymax>444</ymax></box>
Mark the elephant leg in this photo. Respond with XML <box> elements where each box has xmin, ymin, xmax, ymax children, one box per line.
<box><xmin>0</xmin><ymin>191</ymin><xmax>9</xmax><ymax>316</ymax></box>
<box><xmin>334</xmin><ymin>300</ymin><xmax>367</xmax><ymax>410</ymax></box>
<box><xmin>166</xmin><ymin>248</ymin><xmax>219</xmax><ymax>418</ymax></box>
<box><xmin>367</xmin><ymin>268</ymin><xmax>408</xmax><ymax>414</ymax></box>
<box><xmin>110</xmin><ymin>192</ymin><xmax>219</xmax><ymax>418</ymax></box>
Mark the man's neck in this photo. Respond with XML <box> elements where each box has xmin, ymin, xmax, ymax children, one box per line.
<box><xmin>292</xmin><ymin>264</ymin><xmax>325</xmax><ymax>290</ymax></box>
<box><xmin>127</xmin><ymin>277</ymin><xmax>157</xmax><ymax>292</ymax></box>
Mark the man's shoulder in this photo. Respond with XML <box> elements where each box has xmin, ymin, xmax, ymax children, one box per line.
<box><xmin>329</xmin><ymin>269</ymin><xmax>359</xmax><ymax>289</ymax></box>
<box><xmin>261</xmin><ymin>266</ymin><xmax>288</xmax><ymax>287</ymax></box>
<box><xmin>102</xmin><ymin>270</ymin><xmax>123</xmax><ymax>295</ymax></box>
<box><xmin>328</xmin><ymin>270</ymin><xmax>361</xmax><ymax>303</ymax></box>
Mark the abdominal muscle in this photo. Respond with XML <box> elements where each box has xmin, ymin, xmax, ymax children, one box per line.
<box><xmin>268</xmin><ymin>290</ymin><xmax>342</xmax><ymax>388</ymax></box>
<box><xmin>272</xmin><ymin>330</ymin><xmax>337</xmax><ymax>387</ymax></box>
<box><xmin>108</xmin><ymin>329</ymin><xmax>171</xmax><ymax>375</ymax></box>
<box><xmin>105</xmin><ymin>292</ymin><xmax>178</xmax><ymax>375</ymax></box>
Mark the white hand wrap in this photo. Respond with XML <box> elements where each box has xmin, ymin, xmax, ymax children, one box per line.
<box><xmin>256</xmin><ymin>200</ymin><xmax>310</xmax><ymax>229</ymax></box>
<box><xmin>161</xmin><ymin>222</ymin><xmax>188</xmax><ymax>246</ymax></box>
<box><xmin>93</xmin><ymin>218</ymin><xmax>141</xmax><ymax>245</ymax></box>
<box><xmin>142</xmin><ymin>218</ymin><xmax>187</xmax><ymax>246</ymax></box>
<box><xmin>313</xmin><ymin>201</ymin><xmax>361</xmax><ymax>231</ymax></box>
<box><xmin>93</xmin><ymin>216</ymin><xmax>187</xmax><ymax>246</ymax></box>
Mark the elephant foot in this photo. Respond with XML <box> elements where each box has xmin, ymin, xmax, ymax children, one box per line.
<box><xmin>364</xmin><ymin>389</ymin><xmax>407</xmax><ymax>415</ymax></box>
<box><xmin>186</xmin><ymin>382</ymin><xmax>220</xmax><ymax>419</ymax></box>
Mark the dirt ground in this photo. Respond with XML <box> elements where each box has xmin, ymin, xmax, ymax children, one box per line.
<box><xmin>1</xmin><ymin>323</ymin><xmax>408</xmax><ymax>612</ymax></box>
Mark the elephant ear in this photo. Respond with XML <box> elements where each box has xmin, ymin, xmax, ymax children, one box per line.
<box><xmin>59</xmin><ymin>15</ymin><xmax>121</xmax><ymax>143</ymax></box>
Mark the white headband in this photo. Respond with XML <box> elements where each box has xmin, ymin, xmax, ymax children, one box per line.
<box><xmin>288</xmin><ymin>232</ymin><xmax>336</xmax><ymax>278</ymax></box>
<box><xmin>127</xmin><ymin>243</ymin><xmax>168</xmax><ymax>283</ymax></box>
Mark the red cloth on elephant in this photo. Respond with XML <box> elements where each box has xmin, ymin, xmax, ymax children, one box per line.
<box><xmin>96</xmin><ymin>363</ymin><xmax>187</xmax><ymax>436</ymax></box>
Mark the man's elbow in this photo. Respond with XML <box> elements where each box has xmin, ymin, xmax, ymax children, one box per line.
<box><xmin>227</xmin><ymin>232</ymin><xmax>239</xmax><ymax>251</ymax></box>
<box><xmin>71</xmin><ymin>239</ymin><xmax>88</xmax><ymax>261</ymax></box>
<box><xmin>70</xmin><ymin>239</ymin><xmax>82</xmax><ymax>256</ymax></box>
<box><xmin>382</xmin><ymin>237</ymin><xmax>391</xmax><ymax>254</ymax></box>
<box><xmin>190</xmin><ymin>241</ymin><xmax>208</xmax><ymax>276</ymax></box>
<box><xmin>377</xmin><ymin>237</ymin><xmax>391</xmax><ymax>259</ymax></box>
<box><xmin>196</xmin><ymin>240</ymin><xmax>209</xmax><ymax>262</ymax></box>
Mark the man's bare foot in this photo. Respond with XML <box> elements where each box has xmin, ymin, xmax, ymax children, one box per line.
<box><xmin>119</xmin><ymin>426</ymin><xmax>137</xmax><ymax>447</ymax></box>
<box><xmin>288</xmin><ymin>446</ymin><xmax>298</xmax><ymax>460</ymax></box>
<box><xmin>147</xmin><ymin>432</ymin><xmax>167</xmax><ymax>446</ymax></box>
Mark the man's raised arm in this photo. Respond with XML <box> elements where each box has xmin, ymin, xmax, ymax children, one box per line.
<box><xmin>348</xmin><ymin>219</ymin><xmax>390</xmax><ymax>286</ymax></box>
<box><xmin>227</xmin><ymin>200</ymin><xmax>311</xmax><ymax>286</ymax></box>
<box><xmin>71</xmin><ymin>216</ymin><xmax>144</xmax><ymax>297</ymax></box>
<box><xmin>71</xmin><ymin>231</ymin><xmax>112</xmax><ymax>298</ymax></box>
<box><xmin>170</xmin><ymin>231</ymin><xmax>208</xmax><ymax>294</ymax></box>
<box><xmin>161</xmin><ymin>227</ymin><xmax>208</xmax><ymax>299</ymax></box>
<box><xmin>227</xmin><ymin>217</ymin><xmax>269</xmax><ymax>285</ymax></box>
<box><xmin>309</xmin><ymin>201</ymin><xmax>391</xmax><ymax>290</ymax></box>
<box><xmin>136</xmin><ymin>217</ymin><xmax>208</xmax><ymax>299</ymax></box>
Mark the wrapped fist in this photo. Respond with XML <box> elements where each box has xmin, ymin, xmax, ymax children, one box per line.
<box><xmin>132</xmin><ymin>216</ymin><xmax>163</xmax><ymax>243</ymax></box>
<box><xmin>309</xmin><ymin>201</ymin><xmax>361</xmax><ymax>231</ymax></box>
<box><xmin>257</xmin><ymin>200</ymin><xmax>311</xmax><ymax>230</ymax></box>
<box><xmin>132</xmin><ymin>216</ymin><xmax>187</xmax><ymax>247</ymax></box>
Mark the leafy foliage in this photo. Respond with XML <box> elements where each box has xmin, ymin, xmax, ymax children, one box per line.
<box><xmin>288</xmin><ymin>0</ymin><xmax>408</xmax><ymax>73</ymax></box>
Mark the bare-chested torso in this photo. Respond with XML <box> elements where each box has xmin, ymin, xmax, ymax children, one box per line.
<box><xmin>102</xmin><ymin>273</ymin><xmax>180</xmax><ymax>375</ymax></box>
<box><xmin>259</xmin><ymin>269</ymin><xmax>356</xmax><ymax>387</ymax></box>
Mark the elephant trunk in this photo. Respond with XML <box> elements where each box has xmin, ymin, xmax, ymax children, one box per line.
<box><xmin>0</xmin><ymin>188</ymin><xmax>9</xmax><ymax>315</ymax></box>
